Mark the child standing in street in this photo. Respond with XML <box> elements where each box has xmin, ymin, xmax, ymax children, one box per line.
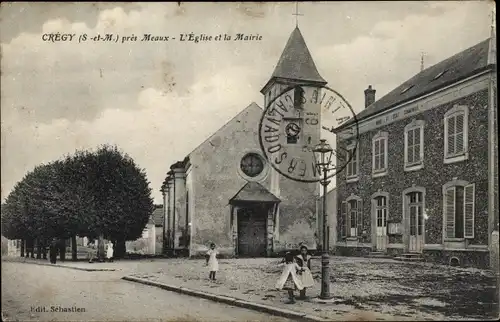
<box><xmin>206</xmin><ymin>243</ymin><xmax>219</xmax><ymax>281</ymax></box>
<box><xmin>295</xmin><ymin>245</ymin><xmax>315</xmax><ymax>299</ymax></box>
<box><xmin>275</xmin><ymin>252</ymin><xmax>304</xmax><ymax>304</ymax></box>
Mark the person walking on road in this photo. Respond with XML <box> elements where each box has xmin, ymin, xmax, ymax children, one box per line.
<box><xmin>88</xmin><ymin>241</ymin><xmax>96</xmax><ymax>263</ymax></box>
<box><xmin>206</xmin><ymin>243</ymin><xmax>219</xmax><ymax>281</ymax></box>
<box><xmin>49</xmin><ymin>238</ymin><xmax>58</xmax><ymax>264</ymax></box>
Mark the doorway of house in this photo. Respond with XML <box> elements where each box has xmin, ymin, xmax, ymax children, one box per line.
<box><xmin>407</xmin><ymin>191</ymin><xmax>424</xmax><ymax>253</ymax></box>
<box><xmin>374</xmin><ymin>196</ymin><xmax>388</xmax><ymax>251</ymax></box>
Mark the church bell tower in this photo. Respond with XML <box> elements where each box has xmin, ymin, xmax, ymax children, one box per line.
<box><xmin>261</xmin><ymin>26</ymin><xmax>327</xmax><ymax>183</ymax></box>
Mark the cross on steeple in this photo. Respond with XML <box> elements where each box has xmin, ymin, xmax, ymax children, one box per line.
<box><xmin>292</xmin><ymin>2</ymin><xmax>304</xmax><ymax>27</ymax></box>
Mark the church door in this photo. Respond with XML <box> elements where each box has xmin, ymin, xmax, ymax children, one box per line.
<box><xmin>237</xmin><ymin>206</ymin><xmax>267</xmax><ymax>257</ymax></box>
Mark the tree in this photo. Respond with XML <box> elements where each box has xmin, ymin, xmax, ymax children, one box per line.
<box><xmin>83</xmin><ymin>145</ymin><xmax>154</xmax><ymax>259</ymax></box>
<box><xmin>2</xmin><ymin>144</ymin><xmax>154</xmax><ymax>261</ymax></box>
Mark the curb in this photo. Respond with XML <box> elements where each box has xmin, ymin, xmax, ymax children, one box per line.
<box><xmin>2</xmin><ymin>259</ymin><xmax>116</xmax><ymax>272</ymax></box>
<box><xmin>122</xmin><ymin>276</ymin><xmax>331</xmax><ymax>322</ymax></box>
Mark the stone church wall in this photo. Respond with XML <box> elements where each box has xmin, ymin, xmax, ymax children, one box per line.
<box><xmin>188</xmin><ymin>103</ymin><xmax>319</xmax><ymax>257</ymax></box>
<box><xmin>188</xmin><ymin>104</ymin><xmax>270</xmax><ymax>256</ymax></box>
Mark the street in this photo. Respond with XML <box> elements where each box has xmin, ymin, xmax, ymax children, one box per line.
<box><xmin>1</xmin><ymin>262</ymin><xmax>292</xmax><ymax>322</ymax></box>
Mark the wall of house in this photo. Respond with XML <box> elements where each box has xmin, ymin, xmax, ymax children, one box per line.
<box><xmin>155</xmin><ymin>226</ymin><xmax>163</xmax><ymax>255</ymax></box>
<box><xmin>336</xmin><ymin>81</ymin><xmax>490</xmax><ymax>256</ymax></box>
<box><xmin>126</xmin><ymin>223</ymin><xmax>156</xmax><ymax>254</ymax></box>
<box><xmin>188</xmin><ymin>102</ymin><xmax>318</xmax><ymax>257</ymax></box>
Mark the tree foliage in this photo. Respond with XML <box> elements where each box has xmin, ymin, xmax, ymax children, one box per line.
<box><xmin>1</xmin><ymin>145</ymin><xmax>154</xmax><ymax>247</ymax></box>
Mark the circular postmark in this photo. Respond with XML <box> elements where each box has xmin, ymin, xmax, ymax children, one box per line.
<box><xmin>258</xmin><ymin>84</ymin><xmax>360</xmax><ymax>183</ymax></box>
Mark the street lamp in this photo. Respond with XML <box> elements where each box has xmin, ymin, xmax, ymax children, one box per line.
<box><xmin>160</xmin><ymin>180</ymin><xmax>169</xmax><ymax>252</ymax></box>
<box><xmin>313</xmin><ymin>139</ymin><xmax>334</xmax><ymax>300</ymax></box>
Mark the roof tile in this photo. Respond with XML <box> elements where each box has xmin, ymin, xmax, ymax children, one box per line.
<box><xmin>339</xmin><ymin>38</ymin><xmax>491</xmax><ymax>129</ymax></box>
<box><xmin>270</xmin><ymin>27</ymin><xmax>326</xmax><ymax>84</ymax></box>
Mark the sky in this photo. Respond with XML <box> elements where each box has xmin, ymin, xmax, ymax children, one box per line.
<box><xmin>0</xmin><ymin>1</ymin><xmax>494</xmax><ymax>204</ymax></box>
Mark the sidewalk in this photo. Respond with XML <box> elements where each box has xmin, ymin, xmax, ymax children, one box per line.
<box><xmin>122</xmin><ymin>257</ymin><xmax>497</xmax><ymax>321</ymax></box>
<box><xmin>1</xmin><ymin>256</ymin><xmax>116</xmax><ymax>271</ymax></box>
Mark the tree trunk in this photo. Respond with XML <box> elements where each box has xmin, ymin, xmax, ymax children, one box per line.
<box><xmin>71</xmin><ymin>235</ymin><xmax>77</xmax><ymax>261</ymax></box>
<box><xmin>98</xmin><ymin>234</ymin><xmax>105</xmax><ymax>261</ymax></box>
<box><xmin>20</xmin><ymin>239</ymin><xmax>25</xmax><ymax>257</ymax></box>
<box><xmin>36</xmin><ymin>240</ymin><xmax>42</xmax><ymax>259</ymax></box>
<box><xmin>30</xmin><ymin>238</ymin><xmax>35</xmax><ymax>258</ymax></box>
<box><xmin>42</xmin><ymin>240</ymin><xmax>47</xmax><ymax>259</ymax></box>
<box><xmin>114</xmin><ymin>238</ymin><xmax>126</xmax><ymax>259</ymax></box>
<box><xmin>59</xmin><ymin>240</ymin><xmax>66</xmax><ymax>261</ymax></box>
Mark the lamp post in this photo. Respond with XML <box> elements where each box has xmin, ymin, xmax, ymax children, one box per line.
<box><xmin>160</xmin><ymin>180</ymin><xmax>168</xmax><ymax>254</ymax></box>
<box><xmin>313</xmin><ymin>139</ymin><xmax>334</xmax><ymax>300</ymax></box>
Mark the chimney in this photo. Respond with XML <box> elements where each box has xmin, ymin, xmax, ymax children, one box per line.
<box><xmin>364</xmin><ymin>85</ymin><xmax>376</xmax><ymax>108</ymax></box>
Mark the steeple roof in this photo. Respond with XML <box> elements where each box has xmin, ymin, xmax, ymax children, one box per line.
<box><xmin>262</xmin><ymin>27</ymin><xmax>326</xmax><ymax>93</ymax></box>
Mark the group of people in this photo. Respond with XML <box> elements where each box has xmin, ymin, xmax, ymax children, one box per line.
<box><xmin>45</xmin><ymin>238</ymin><xmax>115</xmax><ymax>264</ymax></box>
<box><xmin>87</xmin><ymin>240</ymin><xmax>114</xmax><ymax>263</ymax></box>
<box><xmin>275</xmin><ymin>245</ymin><xmax>315</xmax><ymax>304</ymax></box>
<box><xmin>205</xmin><ymin>243</ymin><xmax>315</xmax><ymax>304</ymax></box>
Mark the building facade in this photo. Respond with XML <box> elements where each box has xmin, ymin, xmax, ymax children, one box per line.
<box><xmin>335</xmin><ymin>35</ymin><xmax>497</xmax><ymax>268</ymax></box>
<box><xmin>161</xmin><ymin>27</ymin><xmax>327</xmax><ymax>258</ymax></box>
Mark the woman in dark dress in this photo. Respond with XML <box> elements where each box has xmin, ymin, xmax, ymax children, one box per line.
<box><xmin>49</xmin><ymin>238</ymin><xmax>58</xmax><ymax>264</ymax></box>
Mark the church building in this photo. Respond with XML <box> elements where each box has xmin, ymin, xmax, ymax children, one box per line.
<box><xmin>160</xmin><ymin>27</ymin><xmax>328</xmax><ymax>257</ymax></box>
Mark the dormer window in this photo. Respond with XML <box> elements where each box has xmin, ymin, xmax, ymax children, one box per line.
<box><xmin>400</xmin><ymin>85</ymin><xmax>414</xmax><ymax>94</ymax></box>
<box><xmin>433</xmin><ymin>70</ymin><xmax>448</xmax><ymax>81</ymax></box>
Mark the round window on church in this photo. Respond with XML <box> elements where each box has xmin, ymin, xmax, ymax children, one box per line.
<box><xmin>240</xmin><ymin>153</ymin><xmax>264</xmax><ymax>178</ymax></box>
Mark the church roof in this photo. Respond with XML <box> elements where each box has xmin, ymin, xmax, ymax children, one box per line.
<box><xmin>261</xmin><ymin>27</ymin><xmax>326</xmax><ymax>93</ymax></box>
<box><xmin>229</xmin><ymin>181</ymin><xmax>281</xmax><ymax>204</ymax></box>
<box><xmin>338</xmin><ymin>38</ymin><xmax>492</xmax><ymax>130</ymax></box>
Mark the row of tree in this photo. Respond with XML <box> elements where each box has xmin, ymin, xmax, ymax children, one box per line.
<box><xmin>1</xmin><ymin>145</ymin><xmax>154</xmax><ymax>261</ymax></box>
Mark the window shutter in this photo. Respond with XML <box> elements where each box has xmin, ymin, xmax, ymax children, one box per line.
<box><xmin>347</xmin><ymin>149</ymin><xmax>353</xmax><ymax>176</ymax></box>
<box><xmin>414</xmin><ymin>128</ymin><xmax>421</xmax><ymax>162</ymax></box>
<box><xmin>380</xmin><ymin>139</ymin><xmax>386</xmax><ymax>169</ymax></box>
<box><xmin>352</xmin><ymin>150</ymin><xmax>357</xmax><ymax>176</ymax></box>
<box><xmin>446</xmin><ymin>116</ymin><xmax>455</xmax><ymax>156</ymax></box>
<box><xmin>357</xmin><ymin>199</ymin><xmax>363</xmax><ymax>238</ymax></box>
<box><xmin>464</xmin><ymin>184</ymin><xmax>475</xmax><ymax>238</ymax></box>
<box><xmin>406</xmin><ymin>129</ymin><xmax>414</xmax><ymax>164</ymax></box>
<box><xmin>445</xmin><ymin>187</ymin><xmax>456</xmax><ymax>238</ymax></box>
<box><xmin>341</xmin><ymin>201</ymin><xmax>347</xmax><ymax>238</ymax></box>
<box><xmin>455</xmin><ymin>113</ymin><xmax>465</xmax><ymax>154</ymax></box>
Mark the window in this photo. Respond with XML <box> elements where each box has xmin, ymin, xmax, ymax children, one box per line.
<box><xmin>294</xmin><ymin>86</ymin><xmax>305</xmax><ymax>110</ymax></box>
<box><xmin>444</xmin><ymin>105</ymin><xmax>469</xmax><ymax>163</ymax></box>
<box><xmin>407</xmin><ymin>191</ymin><xmax>424</xmax><ymax>236</ymax></box>
<box><xmin>404</xmin><ymin>120</ymin><xmax>425</xmax><ymax>171</ymax></box>
<box><xmin>400</xmin><ymin>85</ymin><xmax>414</xmax><ymax>94</ymax></box>
<box><xmin>346</xmin><ymin>144</ymin><xmax>359</xmax><ymax>180</ymax></box>
<box><xmin>240</xmin><ymin>153</ymin><xmax>264</xmax><ymax>177</ymax></box>
<box><xmin>341</xmin><ymin>197</ymin><xmax>362</xmax><ymax>238</ymax></box>
<box><xmin>433</xmin><ymin>70</ymin><xmax>448</xmax><ymax>81</ymax></box>
<box><xmin>375</xmin><ymin>196</ymin><xmax>388</xmax><ymax>228</ymax></box>
<box><xmin>443</xmin><ymin>181</ymin><xmax>475</xmax><ymax>239</ymax></box>
<box><xmin>372</xmin><ymin>131</ymin><xmax>388</xmax><ymax>176</ymax></box>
